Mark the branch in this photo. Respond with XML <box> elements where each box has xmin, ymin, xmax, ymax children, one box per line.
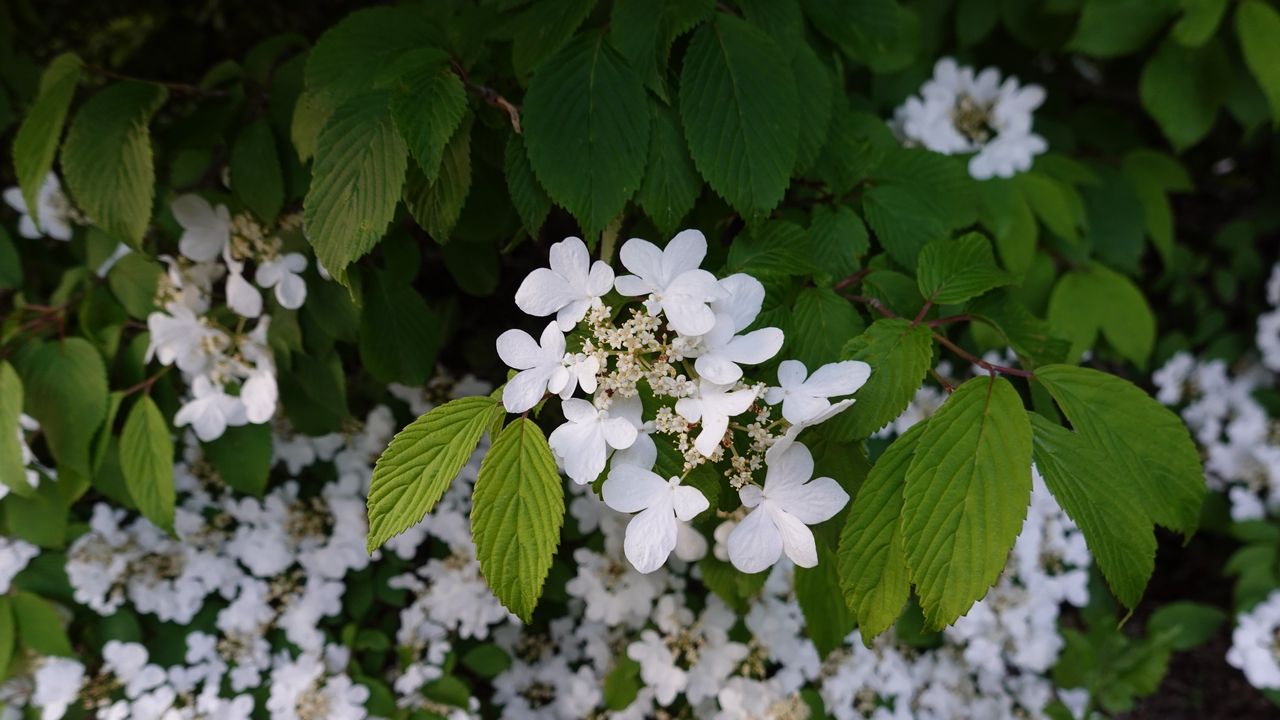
<box><xmin>84</xmin><ymin>64</ymin><xmax>229</xmax><ymax>97</ymax></box>
<box><xmin>451</xmin><ymin>60</ymin><xmax>522</xmax><ymax>134</ymax></box>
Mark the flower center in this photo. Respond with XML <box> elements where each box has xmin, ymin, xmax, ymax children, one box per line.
<box><xmin>951</xmin><ymin>93</ymin><xmax>997</xmax><ymax>146</ymax></box>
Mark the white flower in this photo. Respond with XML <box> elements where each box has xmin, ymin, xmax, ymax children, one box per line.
<box><xmin>32</xmin><ymin>657</ymin><xmax>85</xmax><ymax>720</ymax></box>
<box><xmin>603</xmin><ymin>465</ymin><xmax>709</xmax><ymax>573</ymax></box>
<box><xmin>727</xmin><ymin>443</ymin><xmax>848</xmax><ymax>573</ymax></box>
<box><xmin>145</xmin><ymin>304</ymin><xmax>228</xmax><ymax>375</ymax></box>
<box><xmin>224</xmin><ymin>243</ymin><xmax>264</xmax><ymax>319</ymax></box>
<box><xmin>614</xmin><ymin>229</ymin><xmax>726</xmax><ymax>336</ymax></box>
<box><xmin>496</xmin><ymin>321</ymin><xmax>587</xmax><ymax>413</ymax></box>
<box><xmin>764</xmin><ymin>359</ymin><xmax>871</xmax><ymax>424</ymax></box>
<box><xmin>675</xmin><ymin>380</ymin><xmax>757</xmax><ymax>457</ymax></box>
<box><xmin>171</xmin><ymin>194</ymin><xmax>231</xmax><ymax>262</ymax></box>
<box><xmin>241</xmin><ymin>369</ymin><xmax>278</xmax><ymax>424</ymax></box>
<box><xmin>4</xmin><ymin>173</ymin><xmax>74</xmax><ymax>241</ymax></box>
<box><xmin>766</xmin><ymin>398</ymin><xmax>856</xmax><ymax>462</ymax></box>
<box><xmin>1228</xmin><ymin>589</ymin><xmax>1280</xmax><ymax>689</ymax></box>
<box><xmin>515</xmin><ymin>236</ymin><xmax>615</xmax><ymax>330</ymax></box>
<box><xmin>0</xmin><ymin>536</ymin><xmax>39</xmax><ymax>593</ymax></box>
<box><xmin>608</xmin><ymin>394</ymin><xmax>657</xmax><ymax>470</ymax></box>
<box><xmin>256</xmin><ymin>252</ymin><xmax>308</xmax><ymax>309</ymax></box>
<box><xmin>548</xmin><ymin>398</ymin><xmax>638</xmax><ymax>484</ymax></box>
<box><xmin>893</xmin><ymin>57</ymin><xmax>1047</xmax><ymax>180</ymax></box>
<box><xmin>175</xmin><ymin>376</ymin><xmax>247</xmax><ymax>442</ymax></box>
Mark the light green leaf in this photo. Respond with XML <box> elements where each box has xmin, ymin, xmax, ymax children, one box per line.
<box><xmin>1047</xmin><ymin>265</ymin><xmax>1155</xmax><ymax>367</ymax></box>
<box><xmin>1066</xmin><ymin>0</ymin><xmax>1176</xmax><ymax>58</ymax></box>
<box><xmin>390</xmin><ymin>54</ymin><xmax>468</xmax><ymax>181</ymax></box>
<box><xmin>404</xmin><ymin>114</ymin><xmax>472</xmax><ymax>243</ymax></box>
<box><xmin>472</xmin><ymin>418</ymin><xmax>565</xmax><ymax>622</ymax></box>
<box><xmin>902</xmin><ymin>375</ymin><xmax>1032</xmax><ymax>629</ymax></box>
<box><xmin>203</xmin><ymin>423</ymin><xmax>274</xmax><ymax>497</ymax></box>
<box><xmin>359</xmin><ymin>268</ymin><xmax>442</xmax><ymax>386</ymax></box>
<box><xmin>789</xmin><ymin>287</ymin><xmax>864</xmax><ymax>369</ymax></box>
<box><xmin>367</xmin><ymin>396</ymin><xmax>501</xmax><ymax>552</ymax></box>
<box><xmin>726</xmin><ymin>220</ymin><xmax>813</xmax><ymax>277</ymax></box>
<box><xmin>1148</xmin><ymin>601</ymin><xmax>1227</xmax><ymax>650</ymax></box>
<box><xmin>21</xmin><ymin>338</ymin><xmax>108</xmax><ymax>479</ymax></box>
<box><xmin>829</xmin><ymin>319</ymin><xmax>934</xmax><ymax>440</ymax></box>
<box><xmin>0</xmin><ymin>596</ymin><xmax>13</xmax><ymax>680</ymax></box>
<box><xmin>1036</xmin><ymin>364</ymin><xmax>1205</xmax><ymax>537</ymax></box>
<box><xmin>862</xmin><ymin>183</ymin><xmax>949</xmax><ymax>268</ymax></box>
<box><xmin>11</xmin><ymin>592</ymin><xmax>73</xmax><ymax>657</ymax></box>
<box><xmin>838</xmin><ymin>421</ymin><xmax>926</xmax><ymax>641</ymax></box>
<box><xmin>107</xmin><ymin>253</ymin><xmax>162</xmax><ymax>320</ymax></box>
<box><xmin>523</xmin><ymin>32</ymin><xmax>650</xmax><ymax>240</ymax></box>
<box><xmin>230</xmin><ymin>119</ymin><xmax>285</xmax><ymax>224</ymax></box>
<box><xmin>915</xmin><ymin>232</ymin><xmax>1012</xmax><ymax>305</ymax></box>
<box><xmin>1139</xmin><ymin>37</ymin><xmax>1231</xmax><ymax>150</ymax></box>
<box><xmin>795</xmin><ymin>541</ymin><xmax>857</xmax><ymax>658</ymax></box>
<box><xmin>967</xmin><ymin>291</ymin><xmax>1070</xmax><ymax>368</ymax></box>
<box><xmin>809</xmin><ymin>205</ymin><xmax>869</xmax><ymax>280</ymax></box>
<box><xmin>120</xmin><ymin>395</ymin><xmax>175</xmax><ymax>533</ymax></box>
<box><xmin>61</xmin><ymin>82</ymin><xmax>167</xmax><ymax>248</ymax></box>
<box><xmin>0</xmin><ymin>362</ymin><xmax>31</xmax><ymax>497</ymax></box>
<box><xmin>13</xmin><ymin>53</ymin><xmax>81</xmax><ymax>230</ymax></box>
<box><xmin>1014</xmin><ymin>171</ymin><xmax>1085</xmax><ymax>245</ymax></box>
<box><xmin>505</xmin><ymin>133</ymin><xmax>552</xmax><ymax>237</ymax></box>
<box><xmin>1237</xmin><ymin>0</ymin><xmax>1280</xmax><ymax>125</ymax></box>
<box><xmin>1030</xmin><ymin>413</ymin><xmax>1155</xmax><ymax>610</ymax></box>
<box><xmin>637</xmin><ymin>101</ymin><xmax>702</xmax><ymax>238</ymax></box>
<box><xmin>1173</xmin><ymin>0</ymin><xmax>1228</xmax><ymax>46</ymax></box>
<box><xmin>303</xmin><ymin>90</ymin><xmax>408</xmax><ymax>284</ymax></box>
<box><xmin>978</xmin><ymin>178</ymin><xmax>1037</xmax><ymax>276</ymax></box>
<box><xmin>680</xmin><ymin>14</ymin><xmax>799</xmax><ymax>217</ymax></box>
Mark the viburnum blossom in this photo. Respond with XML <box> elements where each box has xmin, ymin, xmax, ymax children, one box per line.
<box><xmin>497</xmin><ymin>229</ymin><xmax>866</xmax><ymax>574</ymax></box>
<box><xmin>893</xmin><ymin>57</ymin><xmax>1047</xmax><ymax>180</ymax></box>
<box><xmin>3</xmin><ymin>172</ymin><xmax>78</xmax><ymax>241</ymax></box>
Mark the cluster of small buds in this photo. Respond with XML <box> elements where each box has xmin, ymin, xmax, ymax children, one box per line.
<box><xmin>498</xmin><ymin>230</ymin><xmax>873</xmax><ymax>575</ymax></box>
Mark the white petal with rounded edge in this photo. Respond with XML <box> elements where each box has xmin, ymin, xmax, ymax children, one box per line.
<box><xmin>612</xmin><ymin>432</ymin><xmax>656</xmax><ymax>470</ymax></box>
<box><xmin>727</xmin><ymin>506</ymin><xmax>782</xmax><ymax>574</ymax></box>
<box><xmin>777</xmin><ymin>359</ymin><xmax>808</xmax><ymax>388</ymax></box>
<box><xmin>770</xmin><ymin>505</ymin><xmax>819</xmax><ymax>568</ymax></box>
<box><xmin>619</xmin><ymin>238</ymin><xmax>664</xmax><ymax>284</ymax></box>
<box><xmin>770</xmin><ymin>476</ymin><xmax>849</xmax><ymax>525</ymax></box>
<box><xmin>674</xmin><ymin>521</ymin><xmax>708</xmax><ymax>562</ymax></box>
<box><xmin>781</xmin><ymin>394</ymin><xmax>831</xmax><ymax>425</ymax></box>
<box><xmin>672</xmin><ymin>485</ymin><xmax>709</xmax><ymax>521</ymax></box>
<box><xmin>613</xmin><ymin>274</ymin><xmax>653</xmax><ymax>297</ymax></box>
<box><xmin>556</xmin><ymin>299</ymin><xmax>591</xmax><ymax>331</ymax></box>
<box><xmin>548</xmin><ymin>420</ymin><xmax>606</xmax><ymax>484</ymax></box>
<box><xmin>495</xmin><ymin>329</ymin><xmax>542</xmax><ymax>369</ymax></box>
<box><xmin>274</xmin><ymin>272</ymin><xmax>307</xmax><ymax>309</ymax></box>
<box><xmin>693</xmin><ymin>411</ymin><xmax>728</xmax><ymax>457</ymax></box>
<box><xmin>549</xmin><ymin>236</ymin><xmax>590</xmax><ymax>287</ymax></box>
<box><xmin>694</xmin><ymin>354</ymin><xmax>743</xmax><ymax>385</ymax></box>
<box><xmin>723</xmin><ymin>328</ymin><xmax>784</xmax><ymax>365</ymax></box>
<box><xmin>764</xmin><ymin>443</ymin><xmax>815</xmax><ymax>494</ymax></box>
<box><xmin>601</xmin><ymin>416</ymin><xmax>638</xmax><ymax>450</ymax></box>
<box><xmin>586</xmin><ymin>261</ymin><xmax>615</xmax><ymax>296</ymax></box>
<box><xmin>624</xmin><ymin>500</ymin><xmax>678</xmax><ymax>574</ymax></box>
<box><xmin>538</xmin><ymin>321</ymin><xmax>566</xmax><ymax>357</ymax></box>
<box><xmin>712</xmin><ymin>273</ymin><xmax>765</xmax><ymax>332</ymax></box>
<box><xmin>515</xmin><ymin>267</ymin><xmax>575</xmax><ymax>317</ymax></box>
<box><xmin>805</xmin><ymin>360</ymin><xmax>872</xmax><ymax>397</ymax></box>
<box><xmin>502</xmin><ymin>367</ymin><xmax>555</xmax><ymax>413</ymax></box>
<box><xmin>226</xmin><ymin>272</ymin><xmax>263</xmax><ymax>318</ymax></box>
<box><xmin>560</xmin><ymin>398</ymin><xmax>597</xmax><ymax>423</ymax></box>
<box><xmin>661</xmin><ymin>295</ymin><xmax>717</xmax><ymax>337</ymax></box>
<box><xmin>660</xmin><ymin>229</ymin><xmax>707</xmax><ymax>280</ymax></box>
<box><xmin>602</xmin><ymin>465</ymin><xmax>669</xmax><ymax>513</ymax></box>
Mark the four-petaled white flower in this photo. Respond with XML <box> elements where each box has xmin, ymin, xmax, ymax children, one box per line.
<box><xmin>548</xmin><ymin>398</ymin><xmax>638</xmax><ymax>485</ymax></box>
<box><xmin>727</xmin><ymin>443</ymin><xmax>849</xmax><ymax>573</ymax></box>
<box><xmin>603</xmin><ymin>465</ymin><xmax>709</xmax><ymax>573</ymax></box>
<box><xmin>675</xmin><ymin>380</ymin><xmax>757</xmax><ymax>457</ymax></box>
<box><xmin>515</xmin><ymin>236</ymin><xmax>615</xmax><ymax>331</ymax></box>
<box><xmin>3</xmin><ymin>173</ymin><xmax>74</xmax><ymax>241</ymax></box>
<box><xmin>146</xmin><ymin>304</ymin><xmax>228</xmax><ymax>375</ymax></box>
<box><xmin>255</xmin><ymin>253</ymin><xmax>308</xmax><ymax>309</ymax></box>
<box><xmin>609</xmin><ymin>394</ymin><xmax>657</xmax><ymax>470</ymax></box>
<box><xmin>687</xmin><ymin>274</ymin><xmax>783</xmax><ymax>384</ymax></box>
<box><xmin>614</xmin><ymin>230</ymin><xmax>726</xmax><ymax>336</ymax></box>
<box><xmin>171</xmin><ymin>194</ymin><xmax>231</xmax><ymax>262</ymax></box>
<box><xmin>175</xmin><ymin>376</ymin><xmax>248</xmax><ymax>442</ymax></box>
<box><xmin>764</xmin><ymin>359</ymin><xmax>871</xmax><ymax>425</ymax></box>
<box><xmin>496</xmin><ymin>322</ymin><xmax>598</xmax><ymax>413</ymax></box>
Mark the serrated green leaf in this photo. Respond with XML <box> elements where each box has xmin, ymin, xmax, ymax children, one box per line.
<box><xmin>967</xmin><ymin>291</ymin><xmax>1070</xmax><ymax>367</ymax></box>
<box><xmin>830</xmin><ymin>319</ymin><xmax>934</xmax><ymax>440</ymax></box>
<box><xmin>789</xmin><ymin>43</ymin><xmax>834</xmax><ymax>173</ymax></box>
<box><xmin>1036</xmin><ymin>364</ymin><xmax>1204</xmax><ymax>537</ymax></box>
<box><xmin>1014</xmin><ymin>171</ymin><xmax>1085</xmax><ymax>246</ymax></box>
<box><xmin>1047</xmin><ymin>264</ymin><xmax>1155</xmax><ymax>367</ymax></box>
<box><xmin>902</xmin><ymin>375</ymin><xmax>1032</xmax><ymax>629</ymax></box>
<box><xmin>1140</xmin><ymin>37</ymin><xmax>1231</xmax><ymax>150</ymax></box>
<box><xmin>230</xmin><ymin>119</ymin><xmax>284</xmax><ymax>225</ymax></box>
<box><xmin>811</xmin><ymin>111</ymin><xmax>896</xmax><ymax>195</ymax></box>
<box><xmin>838</xmin><ymin>421</ymin><xmax>926</xmax><ymax>642</ymax></box>
<box><xmin>862</xmin><ymin>185</ymin><xmax>947</xmax><ymax>268</ymax></box>
<box><xmin>203</xmin><ymin>423</ymin><xmax>274</xmax><ymax>497</ymax></box>
<box><xmin>809</xmin><ymin>205</ymin><xmax>869</xmax><ymax>280</ymax></box>
<box><xmin>978</xmin><ymin>178</ymin><xmax>1037</xmax><ymax>277</ymax></box>
<box><xmin>13</xmin><ymin>53</ymin><xmax>81</xmax><ymax>230</ymax></box>
<box><xmin>680</xmin><ymin>14</ymin><xmax>799</xmax><ymax>217</ymax></box>
<box><xmin>795</xmin><ymin>540</ymin><xmax>856</xmax><ymax>658</ymax></box>
<box><xmin>789</xmin><ymin>287</ymin><xmax>864</xmax><ymax>369</ymax></box>
<box><xmin>1066</xmin><ymin>0</ymin><xmax>1176</xmax><ymax>58</ymax></box>
<box><xmin>390</xmin><ymin>55</ymin><xmax>467</xmax><ymax>181</ymax></box>
<box><xmin>915</xmin><ymin>232</ymin><xmax>1012</xmax><ymax>305</ymax></box>
<box><xmin>472</xmin><ymin>418</ymin><xmax>565</xmax><ymax>622</ymax></box>
<box><xmin>726</xmin><ymin>220</ymin><xmax>812</xmax><ymax>277</ymax></box>
<box><xmin>107</xmin><ymin>253</ymin><xmax>162</xmax><ymax>320</ymax></box>
<box><xmin>61</xmin><ymin>82</ymin><xmax>166</xmax><ymax>248</ymax></box>
<box><xmin>359</xmin><ymin>268</ymin><xmax>442</xmax><ymax>386</ymax></box>
<box><xmin>1030</xmin><ymin>413</ymin><xmax>1155</xmax><ymax>609</ymax></box>
<box><xmin>303</xmin><ymin>90</ymin><xmax>408</xmax><ymax>284</ymax></box>
<box><xmin>367</xmin><ymin>396</ymin><xmax>501</xmax><ymax>551</ymax></box>
<box><xmin>120</xmin><ymin>395</ymin><xmax>175</xmax><ymax>533</ymax></box>
<box><xmin>505</xmin><ymin>133</ymin><xmax>552</xmax><ymax>237</ymax></box>
<box><xmin>509</xmin><ymin>0</ymin><xmax>598</xmax><ymax>80</ymax></box>
<box><xmin>638</xmin><ymin>101</ymin><xmax>702</xmax><ymax>238</ymax></box>
<box><xmin>1173</xmin><ymin>0</ymin><xmax>1228</xmax><ymax>46</ymax></box>
<box><xmin>11</xmin><ymin>592</ymin><xmax>73</xmax><ymax>657</ymax></box>
<box><xmin>404</xmin><ymin>114</ymin><xmax>472</xmax><ymax>243</ymax></box>
<box><xmin>1237</xmin><ymin>0</ymin><xmax>1280</xmax><ymax>125</ymax></box>
<box><xmin>0</xmin><ymin>362</ymin><xmax>31</xmax><ymax>496</ymax></box>
<box><xmin>21</xmin><ymin>338</ymin><xmax>107</xmax><ymax>479</ymax></box>
<box><xmin>524</xmin><ymin>32</ymin><xmax>649</xmax><ymax>240</ymax></box>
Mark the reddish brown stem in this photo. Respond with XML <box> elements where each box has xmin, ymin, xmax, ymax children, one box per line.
<box><xmin>932</xmin><ymin>332</ymin><xmax>1035</xmax><ymax>378</ymax></box>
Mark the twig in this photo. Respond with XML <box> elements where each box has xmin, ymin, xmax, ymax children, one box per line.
<box><xmin>912</xmin><ymin>298</ymin><xmax>934</xmax><ymax>326</ymax></box>
<box><xmin>451</xmin><ymin>60</ymin><xmax>522</xmax><ymax>134</ymax></box>
<box><xmin>928</xmin><ymin>314</ymin><xmax>971</xmax><ymax>328</ymax></box>
<box><xmin>84</xmin><ymin>64</ymin><xmax>229</xmax><ymax>97</ymax></box>
<box><xmin>842</xmin><ymin>294</ymin><xmax>895</xmax><ymax>319</ymax></box>
<box><xmin>932</xmin><ymin>332</ymin><xmax>1035</xmax><ymax>378</ymax></box>
<box><xmin>121</xmin><ymin>367</ymin><xmax>171</xmax><ymax>397</ymax></box>
<box><xmin>833</xmin><ymin>268</ymin><xmax>870</xmax><ymax>292</ymax></box>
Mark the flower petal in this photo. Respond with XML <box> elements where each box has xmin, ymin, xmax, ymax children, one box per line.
<box><xmin>694</xmin><ymin>353</ymin><xmax>743</xmax><ymax>385</ymax></box>
<box><xmin>769</xmin><ymin>477</ymin><xmax>848</xmax><ymax>525</ymax></box>
<box><xmin>770</xmin><ymin>506</ymin><xmax>819</xmax><ymax>568</ymax></box>
<box><xmin>804</xmin><ymin>360</ymin><xmax>872</xmax><ymax>398</ymax></box>
<box><xmin>722</xmin><ymin>328</ymin><xmax>784</xmax><ymax>365</ymax></box>
<box><xmin>602</xmin><ymin>465</ymin><xmax>669</xmax><ymax>513</ymax></box>
<box><xmin>712</xmin><ymin>273</ymin><xmax>765</xmax><ymax>332</ymax></box>
<box><xmin>612</xmin><ymin>432</ymin><xmax>657</xmax><ymax>470</ymax></box>
<box><xmin>672</xmin><ymin>485</ymin><xmax>709</xmax><ymax>521</ymax></box>
<box><xmin>586</xmin><ymin>260</ymin><xmax>615</xmax><ymax>297</ymax></box>
<box><xmin>495</xmin><ymin>329</ymin><xmax>542</xmax><ymax>369</ymax></box>
<box><xmin>660</xmin><ymin>229</ymin><xmax>707</xmax><ymax>281</ymax></box>
<box><xmin>549</xmin><ymin>420</ymin><xmax>606</xmax><ymax>484</ymax></box>
<box><xmin>624</xmin><ymin>500</ymin><xmax>678</xmax><ymax>574</ymax></box>
<box><xmin>726</xmin><ymin>506</ymin><xmax>782</xmax><ymax>574</ymax></box>
<box><xmin>226</xmin><ymin>272</ymin><xmax>263</xmax><ymax>318</ymax></box>
<box><xmin>515</xmin><ymin>268</ymin><xmax>575</xmax><ymax>317</ymax></box>
<box><xmin>274</xmin><ymin>273</ymin><xmax>307</xmax><ymax>310</ymax></box>
<box><xmin>549</xmin><ymin>236</ymin><xmax>590</xmax><ymax>288</ymax></box>
<box><xmin>601</xmin><ymin>416</ymin><xmax>638</xmax><ymax>450</ymax></box>
<box><xmin>776</xmin><ymin>359</ymin><xmax>808</xmax><ymax>388</ymax></box>
<box><xmin>781</xmin><ymin>394</ymin><xmax>831</xmax><ymax>425</ymax></box>
<box><xmin>764</xmin><ymin>443</ymin><xmax>815</xmax><ymax>495</ymax></box>
<box><xmin>502</xmin><ymin>367</ymin><xmax>554</xmax><ymax>413</ymax></box>
<box><xmin>619</xmin><ymin>237</ymin><xmax>664</xmax><ymax>285</ymax></box>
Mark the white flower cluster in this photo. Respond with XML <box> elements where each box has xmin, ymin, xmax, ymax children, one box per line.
<box><xmin>4</xmin><ymin>172</ymin><xmax>80</xmax><ymax>242</ymax></box>
<box><xmin>499</xmin><ymin>231</ymin><xmax>871</xmax><ymax>575</ymax></box>
<box><xmin>145</xmin><ymin>194</ymin><xmax>309</xmax><ymax>442</ymax></box>
<box><xmin>893</xmin><ymin>58</ymin><xmax>1048</xmax><ymax>180</ymax></box>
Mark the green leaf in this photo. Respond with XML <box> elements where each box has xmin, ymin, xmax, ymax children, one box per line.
<box><xmin>61</xmin><ymin>82</ymin><xmax>167</xmax><ymax>248</ymax></box>
<box><xmin>680</xmin><ymin>14</ymin><xmax>799</xmax><ymax>217</ymax></box>
<box><xmin>359</xmin><ymin>268</ymin><xmax>442</xmax><ymax>386</ymax></box>
<box><xmin>603</xmin><ymin>656</ymin><xmax>642</xmax><ymax>711</ymax></box>
<box><xmin>809</xmin><ymin>205</ymin><xmax>869</xmax><ymax>280</ymax></box>
<box><xmin>0</xmin><ymin>226</ymin><xmax>20</xmax><ymax>291</ymax></box>
<box><xmin>789</xmin><ymin>43</ymin><xmax>834</xmax><ymax>173</ymax></box>
<box><xmin>967</xmin><ymin>291</ymin><xmax>1070</xmax><ymax>368</ymax></box>
<box><xmin>390</xmin><ymin>54</ymin><xmax>468</xmax><ymax>181</ymax></box>
<box><xmin>22</xmin><ymin>338</ymin><xmax>108</xmax><ymax>479</ymax></box>
<box><xmin>1237</xmin><ymin>0</ymin><xmax>1280</xmax><ymax>125</ymax></box>
<box><xmin>838</xmin><ymin>422</ymin><xmax>927</xmax><ymax>641</ymax></box>
<box><xmin>107</xmin><ymin>253</ymin><xmax>162</xmax><ymax>320</ymax></box>
<box><xmin>811</xmin><ymin>111</ymin><xmax>896</xmax><ymax>195</ymax></box>
<box><xmin>1173</xmin><ymin>0</ymin><xmax>1228</xmax><ymax>46</ymax></box>
<box><xmin>368</xmin><ymin>396</ymin><xmax>501</xmax><ymax>552</ymax></box>
<box><xmin>1047</xmin><ymin>265</ymin><xmax>1155</xmax><ymax>367</ymax></box>
<box><xmin>1036</xmin><ymin>364</ymin><xmax>1205</xmax><ymax>537</ymax></box>
<box><xmin>1122</xmin><ymin>150</ymin><xmax>1191</xmax><ymax>266</ymax></box>
<box><xmin>0</xmin><ymin>362</ymin><xmax>31</xmax><ymax>497</ymax></box>
<box><xmin>509</xmin><ymin>0</ymin><xmax>599</xmax><ymax>80</ymax></box>
<box><xmin>915</xmin><ymin>232</ymin><xmax>1012</xmax><ymax>305</ymax></box>
<box><xmin>523</xmin><ymin>32</ymin><xmax>650</xmax><ymax>239</ymax></box>
<box><xmin>302</xmin><ymin>90</ymin><xmax>408</xmax><ymax>285</ymax></box>
<box><xmin>11</xmin><ymin>591</ymin><xmax>73</xmax><ymax>657</ymax></box>
<box><xmin>278</xmin><ymin>351</ymin><xmax>348</xmax><ymax>435</ymax></box>
<box><xmin>0</xmin><ymin>596</ymin><xmax>13</xmax><ymax>680</ymax></box>
<box><xmin>726</xmin><ymin>220</ymin><xmax>813</xmax><ymax>277</ymax></box>
<box><xmin>1030</xmin><ymin>413</ymin><xmax>1155</xmax><ymax>609</ymax></box>
<box><xmin>13</xmin><ymin>53</ymin><xmax>81</xmax><ymax>230</ymax></box>
<box><xmin>902</xmin><ymin>376</ymin><xmax>1032</xmax><ymax>629</ymax></box>
<box><xmin>403</xmin><ymin>114</ymin><xmax>472</xmax><ymax>244</ymax></box>
<box><xmin>1140</xmin><ymin>37</ymin><xmax>1230</xmax><ymax>150</ymax></box>
<box><xmin>472</xmin><ymin>418</ymin><xmax>565</xmax><ymax>622</ymax></box>
<box><xmin>829</xmin><ymin>319</ymin><xmax>934</xmax><ymax>440</ymax></box>
<box><xmin>230</xmin><ymin>119</ymin><xmax>285</xmax><ymax>224</ymax></box>
<box><xmin>795</xmin><ymin>541</ymin><xmax>856</xmax><ymax>658</ymax></box>
<box><xmin>460</xmin><ymin>644</ymin><xmax>512</xmax><ymax>679</ymax></box>
<box><xmin>637</xmin><ymin>101</ymin><xmax>702</xmax><ymax>238</ymax></box>
<box><xmin>1014</xmin><ymin>171</ymin><xmax>1085</xmax><ymax>245</ymax></box>
<box><xmin>202</xmin><ymin>423</ymin><xmax>274</xmax><ymax>497</ymax></box>
<box><xmin>699</xmin><ymin>556</ymin><xmax>770</xmax><ymax>612</ymax></box>
<box><xmin>120</xmin><ymin>395</ymin><xmax>175</xmax><ymax>533</ymax></box>
<box><xmin>789</xmin><ymin>287</ymin><xmax>864</xmax><ymax>369</ymax></box>
<box><xmin>862</xmin><ymin>185</ymin><xmax>947</xmax><ymax>269</ymax></box>
<box><xmin>505</xmin><ymin>133</ymin><xmax>552</xmax><ymax>237</ymax></box>
<box><xmin>1147</xmin><ymin>601</ymin><xmax>1227</xmax><ymax>650</ymax></box>
<box><xmin>1066</xmin><ymin>0</ymin><xmax>1176</xmax><ymax>58</ymax></box>
<box><xmin>978</xmin><ymin>178</ymin><xmax>1037</xmax><ymax>276</ymax></box>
